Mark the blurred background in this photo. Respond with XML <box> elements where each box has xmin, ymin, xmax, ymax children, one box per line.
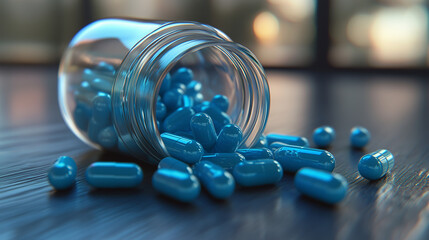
<box><xmin>0</xmin><ymin>0</ymin><xmax>428</xmax><ymax>69</ymax></box>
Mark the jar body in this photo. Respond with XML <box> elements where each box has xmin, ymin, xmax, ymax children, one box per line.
<box><xmin>58</xmin><ymin>18</ymin><xmax>270</xmax><ymax>164</ymax></box>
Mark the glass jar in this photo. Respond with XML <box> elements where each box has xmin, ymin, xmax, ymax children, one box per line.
<box><xmin>58</xmin><ymin>18</ymin><xmax>270</xmax><ymax>165</ymax></box>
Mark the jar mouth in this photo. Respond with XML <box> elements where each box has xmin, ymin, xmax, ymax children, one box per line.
<box><xmin>112</xmin><ymin>21</ymin><xmax>270</xmax><ymax>163</ymax></box>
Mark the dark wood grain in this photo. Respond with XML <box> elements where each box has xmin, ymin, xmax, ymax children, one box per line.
<box><xmin>0</xmin><ymin>66</ymin><xmax>428</xmax><ymax>240</ymax></box>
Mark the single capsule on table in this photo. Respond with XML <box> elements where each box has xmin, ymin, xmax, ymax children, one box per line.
<box><xmin>158</xmin><ymin>157</ymin><xmax>193</xmax><ymax>174</ymax></box>
<box><xmin>350</xmin><ymin>126</ymin><xmax>370</xmax><ymax>148</ymax></box>
<box><xmin>236</xmin><ymin>148</ymin><xmax>273</xmax><ymax>160</ymax></box>
<box><xmin>162</xmin><ymin>107</ymin><xmax>195</xmax><ymax>133</ymax></box>
<box><xmin>313</xmin><ymin>126</ymin><xmax>336</xmax><ymax>148</ymax></box>
<box><xmin>202</xmin><ymin>152</ymin><xmax>245</xmax><ymax>171</ymax></box>
<box><xmin>190</xmin><ymin>113</ymin><xmax>217</xmax><ymax>151</ymax></box>
<box><xmin>86</xmin><ymin>162</ymin><xmax>143</xmax><ymax>188</ymax></box>
<box><xmin>210</xmin><ymin>95</ymin><xmax>229</xmax><ymax>112</ymax></box>
<box><xmin>193</xmin><ymin>161</ymin><xmax>235</xmax><ymax>199</ymax></box>
<box><xmin>274</xmin><ymin>145</ymin><xmax>335</xmax><ymax>172</ymax></box>
<box><xmin>161</xmin><ymin>132</ymin><xmax>204</xmax><ymax>164</ymax></box>
<box><xmin>266</xmin><ymin>133</ymin><xmax>309</xmax><ymax>147</ymax></box>
<box><xmin>358</xmin><ymin>149</ymin><xmax>394</xmax><ymax>180</ymax></box>
<box><xmin>214</xmin><ymin>124</ymin><xmax>243</xmax><ymax>153</ymax></box>
<box><xmin>152</xmin><ymin>168</ymin><xmax>200</xmax><ymax>202</ymax></box>
<box><xmin>48</xmin><ymin>156</ymin><xmax>77</xmax><ymax>190</ymax></box>
<box><xmin>294</xmin><ymin>168</ymin><xmax>348</xmax><ymax>204</ymax></box>
<box><xmin>233</xmin><ymin>159</ymin><xmax>283</xmax><ymax>187</ymax></box>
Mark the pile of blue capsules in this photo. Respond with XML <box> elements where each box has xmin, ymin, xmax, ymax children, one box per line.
<box><xmin>50</xmin><ymin>66</ymin><xmax>395</xmax><ymax>205</ymax></box>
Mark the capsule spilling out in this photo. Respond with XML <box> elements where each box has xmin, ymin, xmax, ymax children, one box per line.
<box><xmin>202</xmin><ymin>152</ymin><xmax>245</xmax><ymax>171</ymax></box>
<box><xmin>233</xmin><ymin>159</ymin><xmax>283</xmax><ymax>187</ymax></box>
<box><xmin>274</xmin><ymin>145</ymin><xmax>335</xmax><ymax>172</ymax></box>
<box><xmin>161</xmin><ymin>132</ymin><xmax>204</xmax><ymax>164</ymax></box>
<box><xmin>158</xmin><ymin>157</ymin><xmax>193</xmax><ymax>175</ymax></box>
<box><xmin>193</xmin><ymin>161</ymin><xmax>235</xmax><ymax>199</ymax></box>
<box><xmin>294</xmin><ymin>168</ymin><xmax>348</xmax><ymax>204</ymax></box>
<box><xmin>236</xmin><ymin>148</ymin><xmax>273</xmax><ymax>160</ymax></box>
<box><xmin>152</xmin><ymin>168</ymin><xmax>200</xmax><ymax>202</ymax></box>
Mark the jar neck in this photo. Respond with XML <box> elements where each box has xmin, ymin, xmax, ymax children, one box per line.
<box><xmin>112</xmin><ymin>21</ymin><xmax>270</xmax><ymax>163</ymax></box>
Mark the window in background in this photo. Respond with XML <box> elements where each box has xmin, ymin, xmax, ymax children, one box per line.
<box><xmin>0</xmin><ymin>0</ymin><xmax>85</xmax><ymax>64</ymax></box>
<box><xmin>330</xmin><ymin>0</ymin><xmax>429</xmax><ymax>68</ymax></box>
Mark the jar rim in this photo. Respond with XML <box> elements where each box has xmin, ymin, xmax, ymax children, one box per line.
<box><xmin>112</xmin><ymin>21</ymin><xmax>270</xmax><ymax>162</ymax></box>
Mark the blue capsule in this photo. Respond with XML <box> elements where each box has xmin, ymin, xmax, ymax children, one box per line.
<box><xmin>172</xmin><ymin>83</ymin><xmax>186</xmax><ymax>92</ymax></box>
<box><xmin>162</xmin><ymin>88</ymin><xmax>184</xmax><ymax>111</ymax></box>
<box><xmin>158</xmin><ymin>157</ymin><xmax>193</xmax><ymax>174</ymax></box>
<box><xmin>201</xmin><ymin>106</ymin><xmax>231</xmax><ymax>133</ymax></box>
<box><xmin>233</xmin><ymin>159</ymin><xmax>283</xmax><ymax>187</ymax></box>
<box><xmin>251</xmin><ymin>134</ymin><xmax>268</xmax><ymax>148</ymax></box>
<box><xmin>162</xmin><ymin>107</ymin><xmax>195</xmax><ymax>133</ymax></box>
<box><xmin>92</xmin><ymin>95</ymin><xmax>111</xmax><ymax>126</ymax></box>
<box><xmin>193</xmin><ymin>101</ymin><xmax>210</xmax><ymax>113</ymax></box>
<box><xmin>156</xmin><ymin>101</ymin><xmax>167</xmax><ymax>121</ymax></box>
<box><xmin>86</xmin><ymin>162</ymin><xmax>143</xmax><ymax>188</ymax></box>
<box><xmin>190</xmin><ymin>113</ymin><xmax>217</xmax><ymax>150</ymax></box>
<box><xmin>214</xmin><ymin>124</ymin><xmax>242</xmax><ymax>153</ymax></box>
<box><xmin>48</xmin><ymin>156</ymin><xmax>77</xmax><ymax>190</ymax></box>
<box><xmin>313</xmin><ymin>126</ymin><xmax>336</xmax><ymax>148</ymax></box>
<box><xmin>161</xmin><ymin>132</ymin><xmax>204</xmax><ymax>164</ymax></box>
<box><xmin>295</xmin><ymin>168</ymin><xmax>348</xmax><ymax>204</ymax></box>
<box><xmin>152</xmin><ymin>168</ymin><xmax>200</xmax><ymax>202</ymax></box>
<box><xmin>358</xmin><ymin>149</ymin><xmax>394</xmax><ymax>180</ymax></box>
<box><xmin>210</xmin><ymin>95</ymin><xmax>229</xmax><ymax>112</ymax></box>
<box><xmin>202</xmin><ymin>153</ymin><xmax>245</xmax><ymax>171</ymax></box>
<box><xmin>90</xmin><ymin>78</ymin><xmax>112</xmax><ymax>93</ymax></box>
<box><xmin>97</xmin><ymin>126</ymin><xmax>118</xmax><ymax>149</ymax></box>
<box><xmin>185</xmin><ymin>80</ymin><xmax>202</xmax><ymax>96</ymax></box>
<box><xmin>171</xmin><ymin>67</ymin><xmax>193</xmax><ymax>85</ymax></box>
<box><xmin>193</xmin><ymin>161</ymin><xmax>235</xmax><ymax>199</ymax></box>
<box><xmin>350</xmin><ymin>126</ymin><xmax>371</xmax><ymax>148</ymax></box>
<box><xmin>193</xmin><ymin>92</ymin><xmax>204</xmax><ymax>104</ymax></box>
<box><xmin>274</xmin><ymin>145</ymin><xmax>335</xmax><ymax>172</ymax></box>
<box><xmin>236</xmin><ymin>148</ymin><xmax>273</xmax><ymax>160</ymax></box>
<box><xmin>74</xmin><ymin>102</ymin><xmax>91</xmax><ymax>131</ymax></box>
<box><xmin>87</xmin><ymin>118</ymin><xmax>106</xmax><ymax>143</ymax></box>
<box><xmin>268</xmin><ymin>142</ymin><xmax>292</xmax><ymax>152</ymax></box>
<box><xmin>182</xmin><ymin>94</ymin><xmax>194</xmax><ymax>108</ymax></box>
<box><xmin>95</xmin><ymin>61</ymin><xmax>116</xmax><ymax>73</ymax></box>
<box><xmin>266</xmin><ymin>133</ymin><xmax>309</xmax><ymax>147</ymax></box>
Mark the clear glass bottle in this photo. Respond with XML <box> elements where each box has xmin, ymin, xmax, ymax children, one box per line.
<box><xmin>58</xmin><ymin>18</ymin><xmax>270</xmax><ymax>165</ymax></box>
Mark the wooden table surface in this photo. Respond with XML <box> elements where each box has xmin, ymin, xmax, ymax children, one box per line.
<box><xmin>0</xmin><ymin>66</ymin><xmax>428</xmax><ymax>240</ymax></box>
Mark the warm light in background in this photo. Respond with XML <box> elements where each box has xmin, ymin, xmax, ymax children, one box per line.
<box><xmin>268</xmin><ymin>0</ymin><xmax>315</xmax><ymax>22</ymax></box>
<box><xmin>346</xmin><ymin>13</ymin><xmax>371</xmax><ymax>48</ymax></box>
<box><xmin>369</xmin><ymin>6</ymin><xmax>428</xmax><ymax>66</ymax></box>
<box><xmin>253</xmin><ymin>11</ymin><xmax>280</xmax><ymax>44</ymax></box>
